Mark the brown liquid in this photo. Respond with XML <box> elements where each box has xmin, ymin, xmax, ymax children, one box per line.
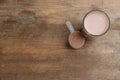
<box><xmin>69</xmin><ymin>31</ymin><xmax>85</xmax><ymax>49</ymax></box>
<box><xmin>84</xmin><ymin>11</ymin><xmax>110</xmax><ymax>36</ymax></box>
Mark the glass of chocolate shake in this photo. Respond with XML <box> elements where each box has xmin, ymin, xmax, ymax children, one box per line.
<box><xmin>81</xmin><ymin>10</ymin><xmax>110</xmax><ymax>40</ymax></box>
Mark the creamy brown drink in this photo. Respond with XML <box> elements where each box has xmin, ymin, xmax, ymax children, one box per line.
<box><xmin>82</xmin><ymin>10</ymin><xmax>110</xmax><ymax>39</ymax></box>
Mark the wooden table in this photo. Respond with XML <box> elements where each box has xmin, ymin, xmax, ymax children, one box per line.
<box><xmin>0</xmin><ymin>0</ymin><xmax>120</xmax><ymax>80</ymax></box>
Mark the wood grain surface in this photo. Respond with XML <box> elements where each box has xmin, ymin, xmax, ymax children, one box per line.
<box><xmin>0</xmin><ymin>0</ymin><xmax>120</xmax><ymax>80</ymax></box>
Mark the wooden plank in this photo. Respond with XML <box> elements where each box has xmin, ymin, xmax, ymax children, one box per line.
<box><xmin>0</xmin><ymin>0</ymin><xmax>119</xmax><ymax>29</ymax></box>
<box><xmin>0</xmin><ymin>29</ymin><xmax>120</xmax><ymax>80</ymax></box>
<box><xmin>0</xmin><ymin>0</ymin><xmax>120</xmax><ymax>80</ymax></box>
